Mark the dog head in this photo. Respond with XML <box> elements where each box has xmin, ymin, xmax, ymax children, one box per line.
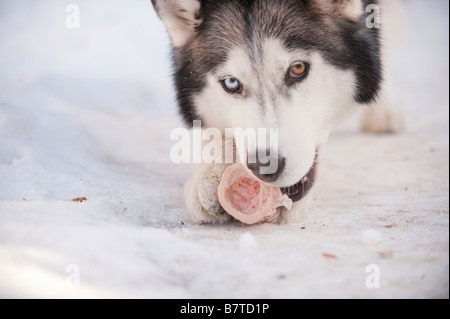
<box><xmin>152</xmin><ymin>0</ymin><xmax>382</xmax><ymax>201</ymax></box>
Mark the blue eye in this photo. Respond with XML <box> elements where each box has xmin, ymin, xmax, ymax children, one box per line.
<box><xmin>222</xmin><ymin>77</ymin><xmax>240</xmax><ymax>92</ymax></box>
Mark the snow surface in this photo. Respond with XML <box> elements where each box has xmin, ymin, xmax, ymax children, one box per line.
<box><xmin>0</xmin><ymin>0</ymin><xmax>448</xmax><ymax>299</ymax></box>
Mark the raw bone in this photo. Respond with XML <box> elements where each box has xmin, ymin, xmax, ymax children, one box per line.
<box><xmin>218</xmin><ymin>164</ymin><xmax>293</xmax><ymax>225</ymax></box>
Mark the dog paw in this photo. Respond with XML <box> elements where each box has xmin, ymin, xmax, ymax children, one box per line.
<box><xmin>184</xmin><ymin>164</ymin><xmax>231</xmax><ymax>224</ymax></box>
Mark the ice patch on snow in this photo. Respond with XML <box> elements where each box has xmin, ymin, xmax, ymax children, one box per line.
<box><xmin>360</xmin><ymin>229</ymin><xmax>384</xmax><ymax>245</ymax></box>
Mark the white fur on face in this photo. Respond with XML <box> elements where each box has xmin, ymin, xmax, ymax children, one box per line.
<box><xmin>194</xmin><ymin>47</ymin><xmax>262</xmax><ymax>129</ymax></box>
<box><xmin>194</xmin><ymin>38</ymin><xmax>357</xmax><ymax>187</ymax></box>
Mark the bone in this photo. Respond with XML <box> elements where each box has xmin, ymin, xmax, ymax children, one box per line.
<box><xmin>218</xmin><ymin>164</ymin><xmax>293</xmax><ymax>225</ymax></box>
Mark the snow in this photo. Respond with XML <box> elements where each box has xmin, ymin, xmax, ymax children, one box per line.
<box><xmin>0</xmin><ymin>0</ymin><xmax>448</xmax><ymax>299</ymax></box>
<box><xmin>238</xmin><ymin>232</ymin><xmax>259</xmax><ymax>252</ymax></box>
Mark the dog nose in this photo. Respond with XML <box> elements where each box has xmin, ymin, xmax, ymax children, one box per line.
<box><xmin>247</xmin><ymin>155</ymin><xmax>286</xmax><ymax>183</ymax></box>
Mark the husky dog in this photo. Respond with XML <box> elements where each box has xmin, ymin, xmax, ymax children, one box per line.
<box><xmin>151</xmin><ymin>0</ymin><xmax>403</xmax><ymax>223</ymax></box>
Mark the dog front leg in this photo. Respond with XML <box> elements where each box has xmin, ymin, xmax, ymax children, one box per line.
<box><xmin>184</xmin><ymin>162</ymin><xmax>232</xmax><ymax>224</ymax></box>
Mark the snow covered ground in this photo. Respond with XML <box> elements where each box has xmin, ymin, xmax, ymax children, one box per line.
<box><xmin>0</xmin><ymin>0</ymin><xmax>448</xmax><ymax>299</ymax></box>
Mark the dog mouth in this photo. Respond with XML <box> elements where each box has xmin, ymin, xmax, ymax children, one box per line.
<box><xmin>280</xmin><ymin>159</ymin><xmax>318</xmax><ymax>203</ymax></box>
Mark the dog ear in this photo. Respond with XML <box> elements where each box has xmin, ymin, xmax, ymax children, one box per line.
<box><xmin>313</xmin><ymin>0</ymin><xmax>364</xmax><ymax>21</ymax></box>
<box><xmin>152</xmin><ymin>0</ymin><xmax>203</xmax><ymax>47</ymax></box>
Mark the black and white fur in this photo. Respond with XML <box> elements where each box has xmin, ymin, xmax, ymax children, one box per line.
<box><xmin>152</xmin><ymin>0</ymin><xmax>403</xmax><ymax>223</ymax></box>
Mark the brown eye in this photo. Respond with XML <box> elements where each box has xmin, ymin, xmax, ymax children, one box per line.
<box><xmin>289</xmin><ymin>62</ymin><xmax>307</xmax><ymax>78</ymax></box>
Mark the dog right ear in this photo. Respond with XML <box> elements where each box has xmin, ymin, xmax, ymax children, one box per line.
<box><xmin>312</xmin><ymin>0</ymin><xmax>364</xmax><ymax>21</ymax></box>
<box><xmin>151</xmin><ymin>0</ymin><xmax>203</xmax><ymax>48</ymax></box>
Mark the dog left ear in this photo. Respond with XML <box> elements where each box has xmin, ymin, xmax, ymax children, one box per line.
<box><xmin>151</xmin><ymin>0</ymin><xmax>203</xmax><ymax>47</ymax></box>
<box><xmin>314</xmin><ymin>0</ymin><xmax>364</xmax><ymax>21</ymax></box>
